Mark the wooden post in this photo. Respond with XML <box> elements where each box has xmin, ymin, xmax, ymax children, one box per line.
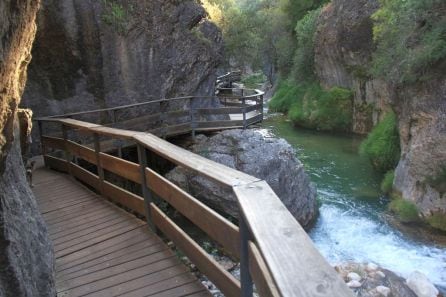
<box><xmin>62</xmin><ymin>124</ymin><xmax>72</xmax><ymax>176</ymax></box>
<box><xmin>93</xmin><ymin>133</ymin><xmax>105</xmax><ymax>194</ymax></box>
<box><xmin>240</xmin><ymin>216</ymin><xmax>253</xmax><ymax>297</ymax></box>
<box><xmin>37</xmin><ymin>121</ymin><xmax>47</xmax><ymax>166</ymax></box>
<box><xmin>190</xmin><ymin>97</ymin><xmax>196</xmax><ymax>140</ymax></box>
<box><xmin>260</xmin><ymin>94</ymin><xmax>264</xmax><ymax>122</ymax></box>
<box><xmin>242</xmin><ymin>97</ymin><xmax>247</xmax><ymax>130</ymax></box>
<box><xmin>137</xmin><ymin>144</ymin><xmax>156</xmax><ymax>232</ymax></box>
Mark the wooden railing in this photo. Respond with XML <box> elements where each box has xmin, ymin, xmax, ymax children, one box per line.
<box><xmin>216</xmin><ymin>71</ymin><xmax>242</xmax><ymax>88</ymax></box>
<box><xmin>36</xmin><ymin>92</ymin><xmax>353</xmax><ymax>297</ymax></box>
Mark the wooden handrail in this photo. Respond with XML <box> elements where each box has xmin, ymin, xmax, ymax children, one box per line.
<box><xmin>37</xmin><ymin>112</ymin><xmax>353</xmax><ymax>296</ymax></box>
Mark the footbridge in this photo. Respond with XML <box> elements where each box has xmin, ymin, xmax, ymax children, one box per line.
<box><xmin>34</xmin><ymin>86</ymin><xmax>353</xmax><ymax>297</ymax></box>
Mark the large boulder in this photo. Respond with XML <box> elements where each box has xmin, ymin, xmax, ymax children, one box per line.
<box><xmin>166</xmin><ymin>129</ymin><xmax>318</xmax><ymax>228</ymax></box>
<box><xmin>0</xmin><ymin>0</ymin><xmax>56</xmax><ymax>295</ymax></box>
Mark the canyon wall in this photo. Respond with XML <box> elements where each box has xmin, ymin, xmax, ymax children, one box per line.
<box><xmin>0</xmin><ymin>0</ymin><xmax>55</xmax><ymax>295</ymax></box>
<box><xmin>21</xmin><ymin>0</ymin><xmax>223</xmax><ymax>117</ymax></box>
<box><xmin>314</xmin><ymin>0</ymin><xmax>446</xmax><ymax>225</ymax></box>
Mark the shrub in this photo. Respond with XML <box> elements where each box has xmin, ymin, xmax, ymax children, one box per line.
<box><xmin>288</xmin><ymin>84</ymin><xmax>353</xmax><ymax>132</ymax></box>
<box><xmin>360</xmin><ymin>112</ymin><xmax>401</xmax><ymax>172</ymax></box>
<box><xmin>381</xmin><ymin>170</ymin><xmax>395</xmax><ymax>193</ymax></box>
<box><xmin>102</xmin><ymin>0</ymin><xmax>133</xmax><ymax>34</ymax></box>
<box><xmin>426</xmin><ymin>212</ymin><xmax>446</xmax><ymax>232</ymax></box>
<box><xmin>389</xmin><ymin>198</ymin><xmax>419</xmax><ymax>223</ymax></box>
<box><xmin>371</xmin><ymin>0</ymin><xmax>446</xmax><ymax>84</ymax></box>
<box><xmin>425</xmin><ymin>166</ymin><xmax>446</xmax><ymax>194</ymax></box>
<box><xmin>269</xmin><ymin>81</ymin><xmax>304</xmax><ymax>113</ymax></box>
<box><xmin>292</xmin><ymin>8</ymin><xmax>321</xmax><ymax>83</ymax></box>
<box><xmin>242</xmin><ymin>73</ymin><xmax>266</xmax><ymax>89</ymax></box>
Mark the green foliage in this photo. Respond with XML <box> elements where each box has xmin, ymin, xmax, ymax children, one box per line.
<box><xmin>241</xmin><ymin>73</ymin><xmax>266</xmax><ymax>88</ymax></box>
<box><xmin>371</xmin><ymin>0</ymin><xmax>446</xmax><ymax>83</ymax></box>
<box><xmin>191</xmin><ymin>27</ymin><xmax>212</xmax><ymax>46</ymax></box>
<box><xmin>269</xmin><ymin>82</ymin><xmax>353</xmax><ymax>132</ymax></box>
<box><xmin>381</xmin><ymin>170</ymin><xmax>395</xmax><ymax>193</ymax></box>
<box><xmin>360</xmin><ymin>112</ymin><xmax>401</xmax><ymax>172</ymax></box>
<box><xmin>289</xmin><ymin>85</ymin><xmax>353</xmax><ymax>132</ymax></box>
<box><xmin>426</xmin><ymin>212</ymin><xmax>446</xmax><ymax>232</ymax></box>
<box><xmin>268</xmin><ymin>81</ymin><xmax>303</xmax><ymax>112</ymax></box>
<box><xmin>389</xmin><ymin>198</ymin><xmax>420</xmax><ymax>223</ymax></box>
<box><xmin>102</xmin><ymin>0</ymin><xmax>133</xmax><ymax>34</ymax></box>
<box><xmin>292</xmin><ymin>8</ymin><xmax>321</xmax><ymax>82</ymax></box>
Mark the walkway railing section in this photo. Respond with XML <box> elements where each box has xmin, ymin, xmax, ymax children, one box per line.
<box><xmin>36</xmin><ymin>90</ymin><xmax>353</xmax><ymax>297</ymax></box>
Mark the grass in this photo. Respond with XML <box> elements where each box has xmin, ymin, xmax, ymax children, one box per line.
<box><xmin>389</xmin><ymin>198</ymin><xmax>420</xmax><ymax>223</ymax></box>
<box><xmin>426</xmin><ymin>212</ymin><xmax>446</xmax><ymax>232</ymax></box>
<box><xmin>360</xmin><ymin>111</ymin><xmax>400</xmax><ymax>172</ymax></box>
<box><xmin>381</xmin><ymin>170</ymin><xmax>395</xmax><ymax>193</ymax></box>
<box><xmin>241</xmin><ymin>73</ymin><xmax>266</xmax><ymax>89</ymax></box>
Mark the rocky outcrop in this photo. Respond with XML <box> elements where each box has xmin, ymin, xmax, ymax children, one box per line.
<box><xmin>314</xmin><ymin>0</ymin><xmax>446</xmax><ymax>229</ymax></box>
<box><xmin>166</xmin><ymin>129</ymin><xmax>318</xmax><ymax>228</ymax></box>
<box><xmin>314</xmin><ymin>0</ymin><xmax>391</xmax><ymax>135</ymax></box>
<box><xmin>0</xmin><ymin>0</ymin><xmax>56</xmax><ymax>295</ymax></box>
<box><xmin>21</xmin><ymin>0</ymin><xmax>223</xmax><ymax>117</ymax></box>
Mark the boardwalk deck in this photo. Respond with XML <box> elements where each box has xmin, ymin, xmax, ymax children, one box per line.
<box><xmin>33</xmin><ymin>163</ymin><xmax>210</xmax><ymax>297</ymax></box>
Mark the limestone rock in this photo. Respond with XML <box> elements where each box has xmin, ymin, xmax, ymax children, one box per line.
<box><xmin>0</xmin><ymin>0</ymin><xmax>55</xmax><ymax>295</ymax></box>
<box><xmin>347</xmin><ymin>280</ymin><xmax>362</xmax><ymax>288</ymax></box>
<box><xmin>376</xmin><ymin>286</ymin><xmax>391</xmax><ymax>297</ymax></box>
<box><xmin>166</xmin><ymin>129</ymin><xmax>318</xmax><ymax>228</ymax></box>
<box><xmin>348</xmin><ymin>272</ymin><xmax>362</xmax><ymax>282</ymax></box>
<box><xmin>406</xmin><ymin>271</ymin><xmax>439</xmax><ymax>297</ymax></box>
<box><xmin>21</xmin><ymin>0</ymin><xmax>223</xmax><ymax>152</ymax></box>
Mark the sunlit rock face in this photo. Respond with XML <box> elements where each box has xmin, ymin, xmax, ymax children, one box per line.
<box><xmin>0</xmin><ymin>0</ymin><xmax>56</xmax><ymax>295</ymax></box>
<box><xmin>314</xmin><ymin>0</ymin><xmax>446</xmax><ymax>225</ymax></box>
<box><xmin>21</xmin><ymin>0</ymin><xmax>223</xmax><ymax>118</ymax></box>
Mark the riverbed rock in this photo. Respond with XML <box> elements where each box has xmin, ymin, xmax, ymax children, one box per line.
<box><xmin>0</xmin><ymin>0</ymin><xmax>56</xmax><ymax>295</ymax></box>
<box><xmin>406</xmin><ymin>271</ymin><xmax>439</xmax><ymax>297</ymax></box>
<box><xmin>335</xmin><ymin>262</ymin><xmax>419</xmax><ymax>297</ymax></box>
<box><xmin>166</xmin><ymin>129</ymin><xmax>318</xmax><ymax>228</ymax></box>
<box><xmin>348</xmin><ymin>272</ymin><xmax>362</xmax><ymax>282</ymax></box>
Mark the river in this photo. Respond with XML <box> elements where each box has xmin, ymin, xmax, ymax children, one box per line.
<box><xmin>262</xmin><ymin>114</ymin><xmax>446</xmax><ymax>288</ymax></box>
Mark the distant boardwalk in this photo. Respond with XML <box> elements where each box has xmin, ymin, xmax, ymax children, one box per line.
<box><xmin>33</xmin><ymin>162</ymin><xmax>209</xmax><ymax>297</ymax></box>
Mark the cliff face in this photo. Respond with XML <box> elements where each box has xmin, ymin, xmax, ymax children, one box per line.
<box><xmin>314</xmin><ymin>0</ymin><xmax>446</xmax><ymax>222</ymax></box>
<box><xmin>21</xmin><ymin>0</ymin><xmax>223</xmax><ymax>117</ymax></box>
<box><xmin>0</xmin><ymin>0</ymin><xmax>55</xmax><ymax>296</ymax></box>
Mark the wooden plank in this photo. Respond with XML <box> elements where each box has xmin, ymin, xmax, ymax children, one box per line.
<box><xmin>165</xmin><ymin>123</ymin><xmax>192</xmax><ymax>137</ymax></box>
<box><xmin>197</xmin><ymin>120</ymin><xmax>244</xmax><ymax>129</ymax></box>
<box><xmin>151</xmin><ymin>204</ymin><xmax>241</xmax><ymax>297</ymax></box>
<box><xmin>66</xmin><ymin>141</ymin><xmax>96</xmax><ymax>165</ymax></box>
<box><xmin>234</xmin><ymin>181</ymin><xmax>354</xmax><ymax>297</ymax></box>
<box><xmin>134</xmin><ymin>133</ymin><xmax>258</xmax><ymax>188</ymax></box>
<box><xmin>247</xmin><ymin>114</ymin><xmax>263</xmax><ymax>125</ymax></box>
<box><xmin>148</xmin><ymin>282</ymin><xmax>209</xmax><ymax>297</ymax></box>
<box><xmin>248</xmin><ymin>242</ymin><xmax>280</xmax><ymax>297</ymax></box>
<box><xmin>44</xmin><ymin>155</ymin><xmax>69</xmax><ymax>173</ymax></box>
<box><xmin>70</xmin><ymin>163</ymin><xmax>101</xmax><ymax>191</ymax></box>
<box><xmin>57</xmin><ymin>249</ymin><xmax>174</xmax><ymax>293</ymax></box>
<box><xmin>196</xmin><ymin>107</ymin><xmax>243</xmax><ymax>115</ymax></box>
<box><xmin>42</xmin><ymin>136</ymin><xmax>65</xmax><ymax>151</ymax></box>
<box><xmin>99</xmin><ymin>153</ymin><xmax>141</xmax><ymax>184</ymax></box>
<box><xmin>146</xmin><ymin>168</ymin><xmax>240</xmax><ymax>258</ymax></box>
<box><xmin>90</xmin><ymin>126</ymin><xmax>141</xmax><ymax>140</ymax></box>
<box><xmin>245</xmin><ymin>104</ymin><xmax>262</xmax><ymax>113</ymax></box>
<box><xmin>57</xmin><ymin>239</ymin><xmax>162</xmax><ymax>280</ymax></box>
<box><xmin>166</xmin><ymin>109</ymin><xmax>190</xmax><ymax>119</ymax></box>
<box><xmin>102</xmin><ymin>181</ymin><xmax>146</xmax><ymax>216</ymax></box>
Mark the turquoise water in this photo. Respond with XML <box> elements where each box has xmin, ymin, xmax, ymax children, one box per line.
<box><xmin>262</xmin><ymin>114</ymin><xmax>446</xmax><ymax>287</ymax></box>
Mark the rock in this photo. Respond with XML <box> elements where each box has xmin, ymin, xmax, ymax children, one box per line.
<box><xmin>376</xmin><ymin>286</ymin><xmax>391</xmax><ymax>297</ymax></box>
<box><xmin>406</xmin><ymin>271</ymin><xmax>439</xmax><ymax>297</ymax></box>
<box><xmin>376</xmin><ymin>271</ymin><xmax>386</xmax><ymax>279</ymax></box>
<box><xmin>347</xmin><ymin>280</ymin><xmax>362</xmax><ymax>288</ymax></box>
<box><xmin>0</xmin><ymin>0</ymin><xmax>56</xmax><ymax>296</ymax></box>
<box><xmin>21</xmin><ymin>0</ymin><xmax>223</xmax><ymax>153</ymax></box>
<box><xmin>348</xmin><ymin>272</ymin><xmax>362</xmax><ymax>282</ymax></box>
<box><xmin>166</xmin><ymin>129</ymin><xmax>318</xmax><ymax>227</ymax></box>
<box><xmin>367</xmin><ymin>263</ymin><xmax>379</xmax><ymax>272</ymax></box>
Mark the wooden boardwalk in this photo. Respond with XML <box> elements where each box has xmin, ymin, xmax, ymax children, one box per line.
<box><xmin>33</xmin><ymin>163</ymin><xmax>210</xmax><ymax>297</ymax></box>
